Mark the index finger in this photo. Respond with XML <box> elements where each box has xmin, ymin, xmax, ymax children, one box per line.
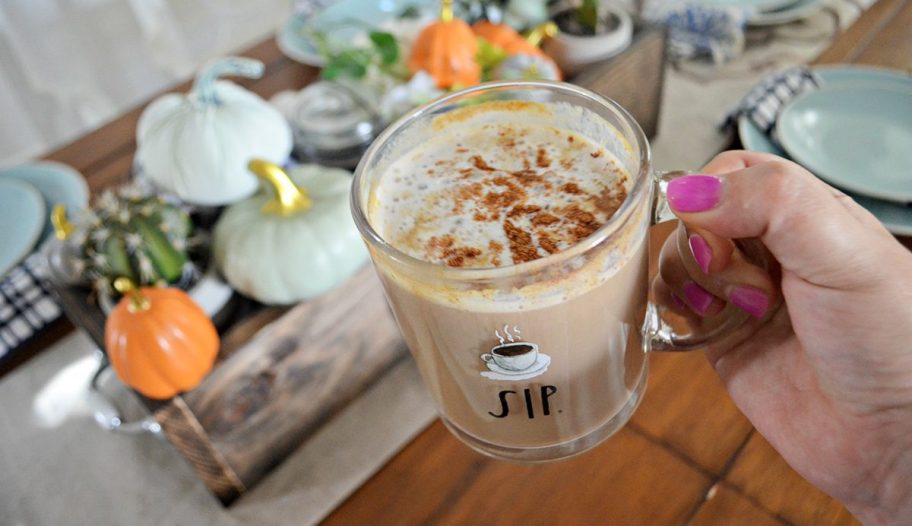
<box><xmin>702</xmin><ymin>150</ymin><xmax>787</xmax><ymax>175</ymax></box>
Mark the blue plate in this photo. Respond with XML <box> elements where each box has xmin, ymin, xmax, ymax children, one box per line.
<box><xmin>0</xmin><ymin>179</ymin><xmax>46</xmax><ymax>278</ymax></box>
<box><xmin>693</xmin><ymin>0</ymin><xmax>799</xmax><ymax>12</ymax></box>
<box><xmin>0</xmin><ymin>161</ymin><xmax>89</xmax><ymax>243</ymax></box>
<box><xmin>778</xmin><ymin>85</ymin><xmax>912</xmax><ymax>202</ymax></box>
<box><xmin>277</xmin><ymin>0</ymin><xmax>437</xmax><ymax>66</ymax></box>
<box><xmin>738</xmin><ymin>66</ymin><xmax>912</xmax><ymax>235</ymax></box>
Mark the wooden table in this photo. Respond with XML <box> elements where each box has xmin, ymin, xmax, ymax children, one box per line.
<box><xmin>18</xmin><ymin>0</ymin><xmax>912</xmax><ymax>523</ymax></box>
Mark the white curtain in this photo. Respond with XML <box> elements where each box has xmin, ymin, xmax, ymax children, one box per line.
<box><xmin>0</xmin><ymin>0</ymin><xmax>291</xmax><ymax>165</ymax></box>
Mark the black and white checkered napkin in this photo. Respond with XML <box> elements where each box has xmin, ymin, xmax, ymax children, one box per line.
<box><xmin>0</xmin><ymin>252</ymin><xmax>62</xmax><ymax>362</ymax></box>
<box><xmin>722</xmin><ymin>66</ymin><xmax>821</xmax><ymax>143</ymax></box>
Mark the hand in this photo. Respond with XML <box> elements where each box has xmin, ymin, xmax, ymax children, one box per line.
<box><xmin>655</xmin><ymin>151</ymin><xmax>912</xmax><ymax>525</ymax></box>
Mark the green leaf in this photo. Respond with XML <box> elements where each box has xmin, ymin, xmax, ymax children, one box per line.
<box><xmin>476</xmin><ymin>37</ymin><xmax>508</xmax><ymax>72</ymax></box>
<box><xmin>577</xmin><ymin>0</ymin><xmax>599</xmax><ymax>33</ymax></box>
<box><xmin>369</xmin><ymin>31</ymin><xmax>399</xmax><ymax>66</ymax></box>
<box><xmin>321</xmin><ymin>49</ymin><xmax>370</xmax><ymax>79</ymax></box>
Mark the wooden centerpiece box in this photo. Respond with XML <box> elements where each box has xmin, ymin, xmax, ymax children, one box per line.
<box><xmin>50</xmin><ymin>25</ymin><xmax>666</xmax><ymax>505</ymax></box>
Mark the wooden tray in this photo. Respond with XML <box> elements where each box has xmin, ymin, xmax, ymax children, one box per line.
<box><xmin>53</xmin><ymin>267</ymin><xmax>407</xmax><ymax>504</ymax></box>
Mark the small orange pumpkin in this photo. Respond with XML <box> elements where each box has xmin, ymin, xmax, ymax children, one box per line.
<box><xmin>408</xmin><ymin>0</ymin><xmax>480</xmax><ymax>89</ymax></box>
<box><xmin>104</xmin><ymin>278</ymin><xmax>219</xmax><ymax>399</ymax></box>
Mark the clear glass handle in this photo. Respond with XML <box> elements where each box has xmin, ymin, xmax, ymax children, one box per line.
<box><xmin>645</xmin><ymin>171</ymin><xmax>773</xmax><ymax>352</ymax></box>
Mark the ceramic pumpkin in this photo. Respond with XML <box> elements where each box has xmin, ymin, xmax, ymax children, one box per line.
<box><xmin>105</xmin><ymin>278</ymin><xmax>219</xmax><ymax>399</ymax></box>
<box><xmin>408</xmin><ymin>0</ymin><xmax>480</xmax><ymax>89</ymax></box>
<box><xmin>136</xmin><ymin>57</ymin><xmax>293</xmax><ymax>206</ymax></box>
<box><xmin>213</xmin><ymin>160</ymin><xmax>368</xmax><ymax>305</ymax></box>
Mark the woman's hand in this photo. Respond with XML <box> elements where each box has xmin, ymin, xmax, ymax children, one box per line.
<box><xmin>654</xmin><ymin>150</ymin><xmax>912</xmax><ymax>525</ymax></box>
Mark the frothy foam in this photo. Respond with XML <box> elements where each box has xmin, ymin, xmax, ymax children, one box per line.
<box><xmin>368</xmin><ymin>122</ymin><xmax>630</xmax><ymax>268</ymax></box>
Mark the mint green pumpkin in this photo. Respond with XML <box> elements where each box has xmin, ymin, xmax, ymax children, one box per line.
<box><xmin>213</xmin><ymin>161</ymin><xmax>367</xmax><ymax>304</ymax></box>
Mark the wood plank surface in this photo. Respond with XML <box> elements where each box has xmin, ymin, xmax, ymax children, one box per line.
<box><xmin>690</xmin><ymin>483</ymin><xmax>786</xmax><ymax>526</ymax></box>
<box><xmin>815</xmin><ymin>0</ymin><xmax>911</xmax><ymax>66</ymax></box>
<box><xmin>321</xmin><ymin>421</ymin><xmax>712</xmax><ymax>526</ymax></box>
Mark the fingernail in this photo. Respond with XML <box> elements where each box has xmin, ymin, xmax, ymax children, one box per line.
<box><xmin>730</xmin><ymin>286</ymin><xmax>769</xmax><ymax>318</ymax></box>
<box><xmin>689</xmin><ymin>234</ymin><xmax>712</xmax><ymax>274</ymax></box>
<box><xmin>667</xmin><ymin>175</ymin><xmax>722</xmax><ymax>213</ymax></box>
<box><xmin>671</xmin><ymin>292</ymin><xmax>686</xmax><ymax>310</ymax></box>
<box><xmin>683</xmin><ymin>281</ymin><xmax>714</xmax><ymax>316</ymax></box>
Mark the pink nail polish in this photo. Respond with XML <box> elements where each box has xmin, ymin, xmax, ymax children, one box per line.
<box><xmin>667</xmin><ymin>175</ymin><xmax>722</xmax><ymax>213</ymax></box>
<box><xmin>730</xmin><ymin>286</ymin><xmax>769</xmax><ymax>318</ymax></box>
<box><xmin>689</xmin><ymin>234</ymin><xmax>712</xmax><ymax>274</ymax></box>
<box><xmin>683</xmin><ymin>281</ymin><xmax>714</xmax><ymax>316</ymax></box>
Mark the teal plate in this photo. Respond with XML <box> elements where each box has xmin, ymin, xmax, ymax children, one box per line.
<box><xmin>0</xmin><ymin>161</ymin><xmax>89</xmax><ymax>243</ymax></box>
<box><xmin>778</xmin><ymin>85</ymin><xmax>912</xmax><ymax>202</ymax></box>
<box><xmin>748</xmin><ymin>0</ymin><xmax>823</xmax><ymax>25</ymax></box>
<box><xmin>0</xmin><ymin>179</ymin><xmax>46</xmax><ymax>278</ymax></box>
<box><xmin>738</xmin><ymin>66</ymin><xmax>912</xmax><ymax>235</ymax></box>
<box><xmin>693</xmin><ymin>0</ymin><xmax>799</xmax><ymax>12</ymax></box>
<box><xmin>277</xmin><ymin>0</ymin><xmax>437</xmax><ymax>66</ymax></box>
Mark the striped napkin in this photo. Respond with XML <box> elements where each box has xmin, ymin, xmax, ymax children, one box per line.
<box><xmin>722</xmin><ymin>66</ymin><xmax>821</xmax><ymax>143</ymax></box>
<box><xmin>0</xmin><ymin>252</ymin><xmax>62</xmax><ymax>362</ymax></box>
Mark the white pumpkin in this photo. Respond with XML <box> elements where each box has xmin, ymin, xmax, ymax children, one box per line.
<box><xmin>136</xmin><ymin>57</ymin><xmax>293</xmax><ymax>206</ymax></box>
<box><xmin>213</xmin><ymin>160</ymin><xmax>368</xmax><ymax>304</ymax></box>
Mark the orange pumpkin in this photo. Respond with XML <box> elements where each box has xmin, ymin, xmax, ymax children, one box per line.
<box><xmin>104</xmin><ymin>278</ymin><xmax>219</xmax><ymax>399</ymax></box>
<box><xmin>408</xmin><ymin>0</ymin><xmax>480</xmax><ymax>88</ymax></box>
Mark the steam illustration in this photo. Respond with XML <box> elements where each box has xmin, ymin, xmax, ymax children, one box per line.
<box><xmin>494</xmin><ymin>325</ymin><xmax>522</xmax><ymax>344</ymax></box>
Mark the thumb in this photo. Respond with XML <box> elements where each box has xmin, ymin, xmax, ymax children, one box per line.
<box><xmin>666</xmin><ymin>154</ymin><xmax>879</xmax><ymax>290</ymax></box>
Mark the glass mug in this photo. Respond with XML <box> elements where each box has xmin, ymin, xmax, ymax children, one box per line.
<box><xmin>351</xmin><ymin>81</ymin><xmax>769</xmax><ymax>462</ymax></box>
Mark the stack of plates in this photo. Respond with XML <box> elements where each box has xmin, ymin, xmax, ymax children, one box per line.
<box><xmin>738</xmin><ymin>66</ymin><xmax>912</xmax><ymax>235</ymax></box>
<box><xmin>0</xmin><ymin>162</ymin><xmax>89</xmax><ymax>277</ymax></box>
<box><xmin>693</xmin><ymin>0</ymin><xmax>825</xmax><ymax>25</ymax></box>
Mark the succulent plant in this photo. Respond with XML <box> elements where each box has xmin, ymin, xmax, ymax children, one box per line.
<box><xmin>79</xmin><ymin>189</ymin><xmax>193</xmax><ymax>295</ymax></box>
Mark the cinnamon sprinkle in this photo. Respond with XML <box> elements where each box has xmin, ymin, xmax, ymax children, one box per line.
<box><xmin>531</xmin><ymin>212</ymin><xmax>559</xmax><ymax>226</ymax></box>
<box><xmin>536</xmin><ymin>148</ymin><xmax>551</xmax><ymax>168</ymax></box>
<box><xmin>472</xmin><ymin>155</ymin><xmax>496</xmax><ymax>171</ymax></box>
<box><xmin>503</xmin><ymin>220</ymin><xmax>540</xmax><ymax>264</ymax></box>
<box><xmin>560</xmin><ymin>182</ymin><xmax>583</xmax><ymax>194</ymax></box>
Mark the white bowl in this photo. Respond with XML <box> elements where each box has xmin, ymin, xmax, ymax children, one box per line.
<box><xmin>544</xmin><ymin>5</ymin><xmax>634</xmax><ymax>77</ymax></box>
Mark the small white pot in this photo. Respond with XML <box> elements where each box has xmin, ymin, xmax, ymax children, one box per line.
<box><xmin>543</xmin><ymin>5</ymin><xmax>634</xmax><ymax>77</ymax></box>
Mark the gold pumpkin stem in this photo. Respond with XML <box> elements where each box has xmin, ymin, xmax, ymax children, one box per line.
<box><xmin>51</xmin><ymin>204</ymin><xmax>75</xmax><ymax>240</ymax></box>
<box><xmin>526</xmin><ymin>22</ymin><xmax>559</xmax><ymax>48</ymax></box>
<box><xmin>441</xmin><ymin>0</ymin><xmax>454</xmax><ymax>23</ymax></box>
<box><xmin>248</xmin><ymin>160</ymin><xmax>312</xmax><ymax>217</ymax></box>
<box><xmin>113</xmin><ymin>277</ymin><xmax>151</xmax><ymax>313</ymax></box>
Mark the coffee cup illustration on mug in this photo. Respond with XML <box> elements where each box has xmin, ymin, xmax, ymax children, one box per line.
<box><xmin>479</xmin><ymin>325</ymin><xmax>551</xmax><ymax>380</ymax></box>
<box><xmin>482</xmin><ymin>342</ymin><xmax>540</xmax><ymax>371</ymax></box>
